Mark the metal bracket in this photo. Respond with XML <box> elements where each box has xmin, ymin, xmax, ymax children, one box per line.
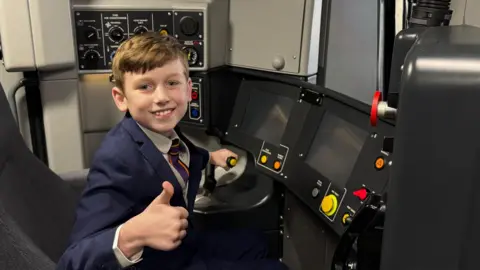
<box><xmin>299</xmin><ymin>88</ymin><xmax>323</xmax><ymax>106</ymax></box>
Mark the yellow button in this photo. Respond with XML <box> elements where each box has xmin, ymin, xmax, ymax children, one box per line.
<box><xmin>159</xmin><ymin>29</ymin><xmax>168</xmax><ymax>35</ymax></box>
<box><xmin>273</xmin><ymin>161</ymin><xmax>282</xmax><ymax>170</ymax></box>
<box><xmin>342</xmin><ymin>213</ymin><xmax>350</xmax><ymax>225</ymax></box>
<box><xmin>320</xmin><ymin>194</ymin><xmax>338</xmax><ymax>216</ymax></box>
<box><xmin>228</xmin><ymin>158</ymin><xmax>237</xmax><ymax>167</ymax></box>
<box><xmin>260</xmin><ymin>155</ymin><xmax>268</xmax><ymax>164</ymax></box>
<box><xmin>375</xmin><ymin>157</ymin><xmax>385</xmax><ymax>170</ymax></box>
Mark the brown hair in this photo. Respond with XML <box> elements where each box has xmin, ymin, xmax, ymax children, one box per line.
<box><xmin>111</xmin><ymin>32</ymin><xmax>189</xmax><ymax>90</ymax></box>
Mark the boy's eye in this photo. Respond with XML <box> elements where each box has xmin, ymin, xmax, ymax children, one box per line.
<box><xmin>138</xmin><ymin>84</ymin><xmax>152</xmax><ymax>90</ymax></box>
<box><xmin>167</xmin><ymin>80</ymin><xmax>180</xmax><ymax>86</ymax></box>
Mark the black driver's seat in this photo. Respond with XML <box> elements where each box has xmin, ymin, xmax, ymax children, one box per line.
<box><xmin>0</xmin><ymin>82</ymin><xmax>82</xmax><ymax>269</ymax></box>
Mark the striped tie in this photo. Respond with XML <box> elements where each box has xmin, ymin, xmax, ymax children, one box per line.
<box><xmin>168</xmin><ymin>139</ymin><xmax>189</xmax><ymax>184</ymax></box>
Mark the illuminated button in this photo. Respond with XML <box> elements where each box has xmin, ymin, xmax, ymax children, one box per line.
<box><xmin>260</xmin><ymin>155</ymin><xmax>268</xmax><ymax>164</ymax></box>
<box><xmin>320</xmin><ymin>194</ymin><xmax>338</xmax><ymax>216</ymax></box>
<box><xmin>353</xmin><ymin>188</ymin><xmax>368</xmax><ymax>201</ymax></box>
<box><xmin>273</xmin><ymin>160</ymin><xmax>282</xmax><ymax>171</ymax></box>
<box><xmin>191</xmin><ymin>92</ymin><xmax>199</xmax><ymax>100</ymax></box>
<box><xmin>375</xmin><ymin>157</ymin><xmax>385</xmax><ymax>170</ymax></box>
<box><xmin>190</xmin><ymin>108</ymin><xmax>199</xmax><ymax>118</ymax></box>
<box><xmin>159</xmin><ymin>29</ymin><xmax>169</xmax><ymax>35</ymax></box>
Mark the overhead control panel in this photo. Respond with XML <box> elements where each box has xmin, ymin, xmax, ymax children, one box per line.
<box><xmin>72</xmin><ymin>1</ymin><xmax>228</xmax><ymax>73</ymax></box>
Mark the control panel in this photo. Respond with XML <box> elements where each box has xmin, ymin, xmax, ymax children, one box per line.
<box><xmin>181</xmin><ymin>76</ymin><xmax>204</xmax><ymax>125</ymax></box>
<box><xmin>257</xmin><ymin>142</ymin><xmax>289</xmax><ymax>174</ymax></box>
<box><xmin>74</xmin><ymin>10</ymin><xmax>205</xmax><ymax>72</ymax></box>
<box><xmin>280</xmin><ymin>95</ymin><xmax>395</xmax><ymax>236</ymax></box>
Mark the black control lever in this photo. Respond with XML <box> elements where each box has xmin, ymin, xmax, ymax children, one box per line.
<box><xmin>202</xmin><ymin>156</ymin><xmax>237</xmax><ymax>196</ymax></box>
<box><xmin>331</xmin><ymin>192</ymin><xmax>386</xmax><ymax>270</ymax></box>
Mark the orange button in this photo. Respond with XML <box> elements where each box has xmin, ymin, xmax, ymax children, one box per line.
<box><xmin>159</xmin><ymin>29</ymin><xmax>168</xmax><ymax>35</ymax></box>
<box><xmin>375</xmin><ymin>157</ymin><xmax>385</xmax><ymax>170</ymax></box>
<box><xmin>273</xmin><ymin>161</ymin><xmax>282</xmax><ymax>170</ymax></box>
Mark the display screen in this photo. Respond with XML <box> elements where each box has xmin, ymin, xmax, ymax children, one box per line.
<box><xmin>305</xmin><ymin>112</ymin><xmax>368</xmax><ymax>187</ymax></box>
<box><xmin>240</xmin><ymin>87</ymin><xmax>295</xmax><ymax>145</ymax></box>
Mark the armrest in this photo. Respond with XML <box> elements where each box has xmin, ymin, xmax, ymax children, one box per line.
<box><xmin>58</xmin><ymin>168</ymin><xmax>89</xmax><ymax>194</ymax></box>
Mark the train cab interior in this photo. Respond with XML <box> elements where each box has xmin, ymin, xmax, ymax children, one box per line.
<box><xmin>1</xmin><ymin>0</ymin><xmax>480</xmax><ymax>269</ymax></box>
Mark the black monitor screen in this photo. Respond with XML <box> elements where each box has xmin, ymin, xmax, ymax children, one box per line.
<box><xmin>240</xmin><ymin>87</ymin><xmax>295</xmax><ymax>145</ymax></box>
<box><xmin>305</xmin><ymin>112</ymin><xmax>369</xmax><ymax>187</ymax></box>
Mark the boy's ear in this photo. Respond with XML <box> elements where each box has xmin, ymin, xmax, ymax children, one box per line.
<box><xmin>187</xmin><ymin>78</ymin><xmax>193</xmax><ymax>102</ymax></box>
<box><xmin>112</xmin><ymin>87</ymin><xmax>128</xmax><ymax>112</ymax></box>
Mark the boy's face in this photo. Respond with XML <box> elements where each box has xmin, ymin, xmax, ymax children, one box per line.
<box><xmin>112</xmin><ymin>59</ymin><xmax>192</xmax><ymax>135</ymax></box>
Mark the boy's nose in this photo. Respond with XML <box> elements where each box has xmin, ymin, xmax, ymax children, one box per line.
<box><xmin>153</xmin><ymin>87</ymin><xmax>170</xmax><ymax>103</ymax></box>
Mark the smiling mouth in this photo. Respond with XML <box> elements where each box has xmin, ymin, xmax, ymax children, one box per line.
<box><xmin>151</xmin><ymin>108</ymin><xmax>175</xmax><ymax>117</ymax></box>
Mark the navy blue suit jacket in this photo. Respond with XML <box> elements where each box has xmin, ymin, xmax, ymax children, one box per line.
<box><xmin>57</xmin><ymin>116</ymin><xmax>210</xmax><ymax>270</ymax></box>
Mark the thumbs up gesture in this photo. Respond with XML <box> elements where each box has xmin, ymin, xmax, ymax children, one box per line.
<box><xmin>119</xmin><ymin>181</ymin><xmax>189</xmax><ymax>256</ymax></box>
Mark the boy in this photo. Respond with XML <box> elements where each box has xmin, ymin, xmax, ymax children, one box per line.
<box><xmin>56</xmin><ymin>33</ymin><xmax>287</xmax><ymax>270</ymax></box>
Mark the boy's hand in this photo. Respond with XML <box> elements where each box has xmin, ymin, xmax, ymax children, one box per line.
<box><xmin>210</xmin><ymin>149</ymin><xmax>238</xmax><ymax>169</ymax></box>
<box><xmin>119</xmin><ymin>181</ymin><xmax>189</xmax><ymax>256</ymax></box>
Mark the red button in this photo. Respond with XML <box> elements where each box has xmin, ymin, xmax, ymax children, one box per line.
<box><xmin>353</xmin><ymin>188</ymin><xmax>368</xmax><ymax>201</ymax></box>
<box><xmin>192</xmin><ymin>92</ymin><xmax>198</xmax><ymax>100</ymax></box>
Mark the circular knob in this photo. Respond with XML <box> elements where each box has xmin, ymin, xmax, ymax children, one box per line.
<box><xmin>179</xmin><ymin>16</ymin><xmax>199</xmax><ymax>36</ymax></box>
<box><xmin>320</xmin><ymin>194</ymin><xmax>338</xmax><ymax>216</ymax></box>
<box><xmin>83</xmin><ymin>51</ymin><xmax>100</xmax><ymax>69</ymax></box>
<box><xmin>272</xmin><ymin>56</ymin><xmax>285</xmax><ymax>70</ymax></box>
<box><xmin>134</xmin><ymin>26</ymin><xmax>148</xmax><ymax>35</ymax></box>
<box><xmin>84</xmin><ymin>28</ymin><xmax>98</xmax><ymax>41</ymax></box>
<box><xmin>109</xmin><ymin>27</ymin><xmax>125</xmax><ymax>43</ymax></box>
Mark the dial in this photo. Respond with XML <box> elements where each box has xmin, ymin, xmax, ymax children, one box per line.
<box><xmin>179</xmin><ymin>16</ymin><xmax>199</xmax><ymax>36</ymax></box>
<box><xmin>82</xmin><ymin>50</ymin><xmax>101</xmax><ymax>69</ymax></box>
<box><xmin>108</xmin><ymin>27</ymin><xmax>125</xmax><ymax>43</ymax></box>
<box><xmin>183</xmin><ymin>47</ymin><xmax>198</xmax><ymax>65</ymax></box>
<box><xmin>84</xmin><ymin>28</ymin><xmax>98</xmax><ymax>41</ymax></box>
<box><xmin>134</xmin><ymin>26</ymin><xmax>149</xmax><ymax>35</ymax></box>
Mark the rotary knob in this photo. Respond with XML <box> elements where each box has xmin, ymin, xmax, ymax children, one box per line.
<box><xmin>108</xmin><ymin>27</ymin><xmax>125</xmax><ymax>43</ymax></box>
<box><xmin>83</xmin><ymin>50</ymin><xmax>100</xmax><ymax>69</ymax></box>
<box><xmin>84</xmin><ymin>28</ymin><xmax>98</xmax><ymax>41</ymax></box>
<box><xmin>179</xmin><ymin>16</ymin><xmax>199</xmax><ymax>36</ymax></box>
<box><xmin>134</xmin><ymin>26</ymin><xmax>148</xmax><ymax>35</ymax></box>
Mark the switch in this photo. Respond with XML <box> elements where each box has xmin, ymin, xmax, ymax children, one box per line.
<box><xmin>320</xmin><ymin>194</ymin><xmax>338</xmax><ymax>216</ymax></box>
<box><xmin>342</xmin><ymin>213</ymin><xmax>352</xmax><ymax>225</ymax></box>
<box><xmin>260</xmin><ymin>155</ymin><xmax>268</xmax><ymax>164</ymax></box>
<box><xmin>191</xmin><ymin>92</ymin><xmax>199</xmax><ymax>100</ymax></box>
<box><xmin>353</xmin><ymin>188</ymin><xmax>368</xmax><ymax>201</ymax></box>
<box><xmin>383</xmin><ymin>137</ymin><xmax>394</xmax><ymax>153</ymax></box>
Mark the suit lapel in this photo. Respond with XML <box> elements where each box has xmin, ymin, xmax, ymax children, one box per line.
<box><xmin>121</xmin><ymin>117</ymin><xmax>186</xmax><ymax>208</ymax></box>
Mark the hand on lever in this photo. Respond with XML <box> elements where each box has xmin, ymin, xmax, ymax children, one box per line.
<box><xmin>119</xmin><ymin>181</ymin><xmax>189</xmax><ymax>256</ymax></box>
<box><xmin>210</xmin><ymin>149</ymin><xmax>238</xmax><ymax>169</ymax></box>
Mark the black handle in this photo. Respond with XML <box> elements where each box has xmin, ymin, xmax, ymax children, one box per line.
<box><xmin>202</xmin><ymin>156</ymin><xmax>237</xmax><ymax>196</ymax></box>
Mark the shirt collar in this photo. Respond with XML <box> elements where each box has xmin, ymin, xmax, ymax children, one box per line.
<box><xmin>136</xmin><ymin>123</ymin><xmax>180</xmax><ymax>154</ymax></box>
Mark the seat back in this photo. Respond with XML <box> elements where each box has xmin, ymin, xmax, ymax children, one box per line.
<box><xmin>0</xmin><ymin>82</ymin><xmax>80</xmax><ymax>264</ymax></box>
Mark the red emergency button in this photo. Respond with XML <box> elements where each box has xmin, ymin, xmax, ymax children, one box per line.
<box><xmin>191</xmin><ymin>92</ymin><xmax>199</xmax><ymax>100</ymax></box>
<box><xmin>353</xmin><ymin>188</ymin><xmax>368</xmax><ymax>201</ymax></box>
